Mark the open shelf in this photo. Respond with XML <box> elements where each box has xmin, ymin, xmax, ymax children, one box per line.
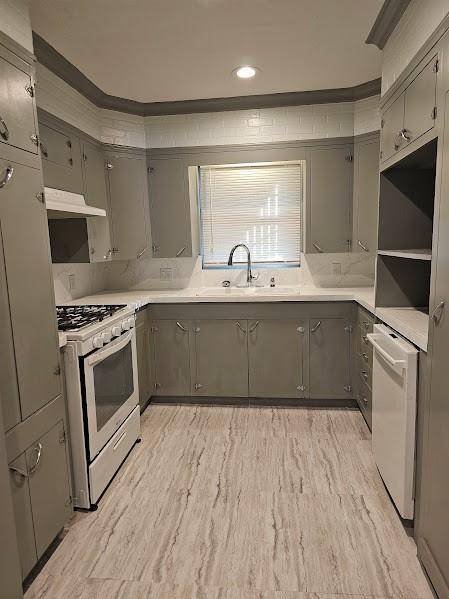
<box><xmin>378</xmin><ymin>249</ymin><xmax>432</xmax><ymax>261</ymax></box>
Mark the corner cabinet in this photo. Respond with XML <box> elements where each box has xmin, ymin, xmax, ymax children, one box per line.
<box><xmin>308</xmin><ymin>145</ymin><xmax>353</xmax><ymax>253</ymax></box>
<box><xmin>105</xmin><ymin>150</ymin><xmax>151</xmax><ymax>261</ymax></box>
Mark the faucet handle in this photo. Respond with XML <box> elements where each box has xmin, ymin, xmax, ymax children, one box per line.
<box><xmin>251</xmin><ymin>272</ymin><xmax>259</xmax><ymax>281</ymax></box>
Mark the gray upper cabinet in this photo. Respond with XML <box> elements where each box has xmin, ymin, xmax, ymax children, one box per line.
<box><xmin>380</xmin><ymin>55</ymin><xmax>438</xmax><ymax>163</ymax></box>
<box><xmin>0</xmin><ymin>46</ymin><xmax>37</xmax><ymax>155</ymax></box>
<box><xmin>26</xmin><ymin>420</ymin><xmax>72</xmax><ymax>558</ymax></box>
<box><xmin>309</xmin><ymin>146</ymin><xmax>353</xmax><ymax>253</ymax></box>
<box><xmin>151</xmin><ymin>319</ymin><xmax>191</xmax><ymax>396</ymax></box>
<box><xmin>0</xmin><ymin>157</ymin><xmax>61</xmax><ymax>421</ymax></box>
<box><xmin>82</xmin><ymin>141</ymin><xmax>112</xmax><ymax>262</ymax></box>
<box><xmin>309</xmin><ymin>318</ymin><xmax>351</xmax><ymax>399</ymax></box>
<box><xmin>106</xmin><ymin>152</ymin><xmax>151</xmax><ymax>261</ymax></box>
<box><xmin>9</xmin><ymin>454</ymin><xmax>37</xmax><ymax>579</ymax></box>
<box><xmin>149</xmin><ymin>157</ymin><xmax>191</xmax><ymax>258</ymax></box>
<box><xmin>403</xmin><ymin>55</ymin><xmax>438</xmax><ymax>146</ymax></box>
<box><xmin>248</xmin><ymin>319</ymin><xmax>307</xmax><ymax>398</ymax></box>
<box><xmin>380</xmin><ymin>95</ymin><xmax>405</xmax><ymax>162</ymax></box>
<box><xmin>40</xmin><ymin>122</ymin><xmax>83</xmax><ymax>193</ymax></box>
<box><xmin>353</xmin><ymin>136</ymin><xmax>380</xmax><ymax>253</ymax></box>
<box><xmin>191</xmin><ymin>320</ymin><xmax>248</xmax><ymax>397</ymax></box>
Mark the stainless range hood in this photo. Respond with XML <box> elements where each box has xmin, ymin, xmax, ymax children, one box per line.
<box><xmin>45</xmin><ymin>187</ymin><xmax>106</xmax><ymax>218</ymax></box>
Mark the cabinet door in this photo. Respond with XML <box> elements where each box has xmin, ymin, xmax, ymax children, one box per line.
<box><xmin>191</xmin><ymin>320</ymin><xmax>248</xmax><ymax>397</ymax></box>
<box><xmin>40</xmin><ymin>123</ymin><xmax>83</xmax><ymax>193</ymax></box>
<box><xmin>152</xmin><ymin>320</ymin><xmax>191</xmax><ymax>396</ymax></box>
<box><xmin>106</xmin><ymin>154</ymin><xmax>150</xmax><ymax>261</ymax></box>
<box><xmin>0</xmin><ymin>158</ymin><xmax>61</xmax><ymax>419</ymax></box>
<box><xmin>149</xmin><ymin>158</ymin><xmax>191</xmax><ymax>258</ymax></box>
<box><xmin>309</xmin><ymin>146</ymin><xmax>352</xmax><ymax>253</ymax></box>
<box><xmin>418</xmin><ymin>92</ymin><xmax>449</xmax><ymax>598</ymax></box>
<box><xmin>0</xmin><ymin>52</ymin><xmax>37</xmax><ymax>155</ymax></box>
<box><xmin>248</xmin><ymin>319</ymin><xmax>307</xmax><ymax>398</ymax></box>
<box><xmin>404</xmin><ymin>55</ymin><xmax>438</xmax><ymax>146</ymax></box>
<box><xmin>0</xmin><ymin>221</ymin><xmax>20</xmax><ymax>431</ymax></box>
<box><xmin>136</xmin><ymin>310</ymin><xmax>152</xmax><ymax>408</ymax></box>
<box><xmin>9</xmin><ymin>454</ymin><xmax>37</xmax><ymax>578</ymax></box>
<box><xmin>309</xmin><ymin>319</ymin><xmax>351</xmax><ymax>400</ymax></box>
<box><xmin>353</xmin><ymin>136</ymin><xmax>380</xmax><ymax>253</ymax></box>
<box><xmin>26</xmin><ymin>421</ymin><xmax>72</xmax><ymax>558</ymax></box>
<box><xmin>380</xmin><ymin>95</ymin><xmax>405</xmax><ymax>162</ymax></box>
<box><xmin>82</xmin><ymin>142</ymin><xmax>112</xmax><ymax>262</ymax></box>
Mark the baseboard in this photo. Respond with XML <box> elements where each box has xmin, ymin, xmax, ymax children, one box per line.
<box><xmin>417</xmin><ymin>537</ymin><xmax>448</xmax><ymax>599</ymax></box>
<box><xmin>150</xmin><ymin>396</ymin><xmax>357</xmax><ymax>409</ymax></box>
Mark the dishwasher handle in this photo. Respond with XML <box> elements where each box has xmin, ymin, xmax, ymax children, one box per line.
<box><xmin>367</xmin><ymin>333</ymin><xmax>407</xmax><ymax>369</ymax></box>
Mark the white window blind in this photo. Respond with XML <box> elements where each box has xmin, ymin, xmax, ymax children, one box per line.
<box><xmin>199</xmin><ymin>162</ymin><xmax>303</xmax><ymax>266</ymax></box>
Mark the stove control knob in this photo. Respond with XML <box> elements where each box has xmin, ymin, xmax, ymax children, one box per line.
<box><xmin>122</xmin><ymin>319</ymin><xmax>131</xmax><ymax>331</ymax></box>
<box><xmin>112</xmin><ymin>325</ymin><xmax>121</xmax><ymax>337</ymax></box>
<box><xmin>127</xmin><ymin>317</ymin><xmax>135</xmax><ymax>329</ymax></box>
<box><xmin>93</xmin><ymin>335</ymin><xmax>103</xmax><ymax>349</ymax></box>
<box><xmin>102</xmin><ymin>330</ymin><xmax>112</xmax><ymax>343</ymax></box>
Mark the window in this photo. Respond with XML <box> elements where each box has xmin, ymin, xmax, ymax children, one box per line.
<box><xmin>199</xmin><ymin>161</ymin><xmax>303</xmax><ymax>267</ymax></box>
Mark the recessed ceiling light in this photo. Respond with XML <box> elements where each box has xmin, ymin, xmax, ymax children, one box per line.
<box><xmin>234</xmin><ymin>66</ymin><xmax>258</xmax><ymax>79</ymax></box>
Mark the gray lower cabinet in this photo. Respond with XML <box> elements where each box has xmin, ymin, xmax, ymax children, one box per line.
<box><xmin>353</xmin><ymin>135</ymin><xmax>380</xmax><ymax>253</ymax></box>
<box><xmin>136</xmin><ymin>310</ymin><xmax>152</xmax><ymax>409</ymax></box>
<box><xmin>151</xmin><ymin>320</ymin><xmax>191</xmax><ymax>396</ymax></box>
<box><xmin>82</xmin><ymin>141</ymin><xmax>112</xmax><ymax>262</ymax></box>
<box><xmin>308</xmin><ymin>146</ymin><xmax>353</xmax><ymax>253</ymax></box>
<box><xmin>9</xmin><ymin>419</ymin><xmax>72</xmax><ymax>579</ymax></box>
<box><xmin>0</xmin><ymin>45</ymin><xmax>38</xmax><ymax>156</ymax></box>
<box><xmin>40</xmin><ymin>122</ymin><xmax>83</xmax><ymax>193</ymax></box>
<box><xmin>191</xmin><ymin>320</ymin><xmax>248</xmax><ymax>397</ymax></box>
<box><xmin>148</xmin><ymin>157</ymin><xmax>191</xmax><ymax>258</ymax></box>
<box><xmin>309</xmin><ymin>318</ymin><xmax>352</xmax><ymax>400</ymax></box>
<box><xmin>248</xmin><ymin>319</ymin><xmax>307</xmax><ymax>398</ymax></box>
<box><xmin>0</xmin><ymin>157</ymin><xmax>61</xmax><ymax>423</ymax></box>
<box><xmin>106</xmin><ymin>152</ymin><xmax>151</xmax><ymax>261</ymax></box>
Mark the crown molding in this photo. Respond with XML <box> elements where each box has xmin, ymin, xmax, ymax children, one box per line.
<box><xmin>33</xmin><ymin>31</ymin><xmax>381</xmax><ymax>117</ymax></box>
<box><xmin>366</xmin><ymin>0</ymin><xmax>411</xmax><ymax>50</ymax></box>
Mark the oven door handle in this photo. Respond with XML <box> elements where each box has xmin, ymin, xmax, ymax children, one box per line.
<box><xmin>86</xmin><ymin>329</ymin><xmax>134</xmax><ymax>366</ymax></box>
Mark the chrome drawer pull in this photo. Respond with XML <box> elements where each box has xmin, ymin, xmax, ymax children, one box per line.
<box><xmin>312</xmin><ymin>242</ymin><xmax>324</xmax><ymax>253</ymax></box>
<box><xmin>235</xmin><ymin>321</ymin><xmax>247</xmax><ymax>333</ymax></box>
<box><xmin>0</xmin><ymin>166</ymin><xmax>14</xmax><ymax>189</ymax></box>
<box><xmin>249</xmin><ymin>320</ymin><xmax>260</xmax><ymax>333</ymax></box>
<box><xmin>431</xmin><ymin>300</ymin><xmax>445</xmax><ymax>325</ymax></box>
<box><xmin>176</xmin><ymin>246</ymin><xmax>186</xmax><ymax>257</ymax></box>
<box><xmin>29</xmin><ymin>442</ymin><xmax>42</xmax><ymax>474</ymax></box>
<box><xmin>9</xmin><ymin>465</ymin><xmax>28</xmax><ymax>478</ymax></box>
<box><xmin>358</xmin><ymin>240</ymin><xmax>369</xmax><ymax>252</ymax></box>
<box><xmin>176</xmin><ymin>321</ymin><xmax>188</xmax><ymax>332</ymax></box>
<box><xmin>0</xmin><ymin>116</ymin><xmax>9</xmax><ymax>140</ymax></box>
<box><xmin>311</xmin><ymin>320</ymin><xmax>322</xmax><ymax>333</ymax></box>
<box><xmin>137</xmin><ymin>247</ymin><xmax>148</xmax><ymax>259</ymax></box>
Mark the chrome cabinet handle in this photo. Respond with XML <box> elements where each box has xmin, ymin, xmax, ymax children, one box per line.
<box><xmin>0</xmin><ymin>166</ymin><xmax>14</xmax><ymax>189</ymax></box>
<box><xmin>176</xmin><ymin>246</ymin><xmax>186</xmax><ymax>257</ymax></box>
<box><xmin>399</xmin><ymin>128</ymin><xmax>411</xmax><ymax>142</ymax></box>
<box><xmin>312</xmin><ymin>242</ymin><xmax>324</xmax><ymax>253</ymax></box>
<box><xmin>358</xmin><ymin>240</ymin><xmax>369</xmax><ymax>252</ymax></box>
<box><xmin>431</xmin><ymin>300</ymin><xmax>445</xmax><ymax>325</ymax></box>
<box><xmin>40</xmin><ymin>142</ymin><xmax>48</xmax><ymax>158</ymax></box>
<box><xmin>176</xmin><ymin>321</ymin><xmax>188</xmax><ymax>332</ymax></box>
<box><xmin>106</xmin><ymin>162</ymin><xmax>114</xmax><ymax>170</ymax></box>
<box><xmin>235</xmin><ymin>321</ymin><xmax>247</xmax><ymax>333</ymax></box>
<box><xmin>0</xmin><ymin>116</ymin><xmax>9</xmax><ymax>140</ymax></box>
<box><xmin>29</xmin><ymin>442</ymin><xmax>42</xmax><ymax>474</ymax></box>
<box><xmin>9</xmin><ymin>465</ymin><xmax>28</xmax><ymax>478</ymax></box>
<box><xmin>137</xmin><ymin>247</ymin><xmax>148</xmax><ymax>259</ymax></box>
<box><xmin>362</xmin><ymin>352</ymin><xmax>369</xmax><ymax>362</ymax></box>
<box><xmin>104</xmin><ymin>249</ymin><xmax>112</xmax><ymax>260</ymax></box>
<box><xmin>249</xmin><ymin>320</ymin><xmax>260</xmax><ymax>333</ymax></box>
<box><xmin>361</xmin><ymin>370</ymin><xmax>368</xmax><ymax>381</ymax></box>
<box><xmin>311</xmin><ymin>320</ymin><xmax>322</xmax><ymax>333</ymax></box>
<box><xmin>194</xmin><ymin>383</ymin><xmax>203</xmax><ymax>391</ymax></box>
<box><xmin>152</xmin><ymin>243</ymin><xmax>159</xmax><ymax>253</ymax></box>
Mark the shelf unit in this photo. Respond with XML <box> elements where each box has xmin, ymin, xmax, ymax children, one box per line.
<box><xmin>376</xmin><ymin>139</ymin><xmax>437</xmax><ymax>312</ymax></box>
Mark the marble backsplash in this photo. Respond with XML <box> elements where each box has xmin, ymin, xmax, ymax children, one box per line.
<box><xmin>52</xmin><ymin>252</ymin><xmax>375</xmax><ymax>303</ymax></box>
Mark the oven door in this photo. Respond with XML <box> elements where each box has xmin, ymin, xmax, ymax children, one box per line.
<box><xmin>83</xmin><ymin>328</ymin><xmax>139</xmax><ymax>459</ymax></box>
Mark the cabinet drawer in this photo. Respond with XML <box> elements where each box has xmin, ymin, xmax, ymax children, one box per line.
<box><xmin>0</xmin><ymin>51</ymin><xmax>37</xmax><ymax>155</ymax></box>
<box><xmin>89</xmin><ymin>406</ymin><xmax>140</xmax><ymax>504</ymax></box>
<box><xmin>357</xmin><ymin>374</ymin><xmax>372</xmax><ymax>430</ymax></box>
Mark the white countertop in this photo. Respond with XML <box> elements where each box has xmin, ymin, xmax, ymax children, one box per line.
<box><xmin>63</xmin><ymin>285</ymin><xmax>429</xmax><ymax>351</ymax></box>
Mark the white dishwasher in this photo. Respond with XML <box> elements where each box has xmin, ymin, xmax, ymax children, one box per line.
<box><xmin>367</xmin><ymin>324</ymin><xmax>419</xmax><ymax>520</ymax></box>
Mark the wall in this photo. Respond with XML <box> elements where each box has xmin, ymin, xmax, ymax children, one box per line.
<box><xmin>0</xmin><ymin>0</ymin><xmax>33</xmax><ymax>53</ymax></box>
<box><xmin>382</xmin><ymin>0</ymin><xmax>449</xmax><ymax>95</ymax></box>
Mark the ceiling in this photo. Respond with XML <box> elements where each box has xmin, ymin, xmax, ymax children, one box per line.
<box><xmin>30</xmin><ymin>0</ymin><xmax>383</xmax><ymax>104</ymax></box>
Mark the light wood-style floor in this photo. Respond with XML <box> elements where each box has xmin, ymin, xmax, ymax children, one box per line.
<box><xmin>25</xmin><ymin>405</ymin><xmax>433</xmax><ymax>599</ymax></box>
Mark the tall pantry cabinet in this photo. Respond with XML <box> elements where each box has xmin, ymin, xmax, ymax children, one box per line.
<box><xmin>0</xmin><ymin>33</ymin><xmax>72</xmax><ymax>584</ymax></box>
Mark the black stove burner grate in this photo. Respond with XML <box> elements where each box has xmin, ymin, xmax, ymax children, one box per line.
<box><xmin>56</xmin><ymin>304</ymin><xmax>126</xmax><ymax>332</ymax></box>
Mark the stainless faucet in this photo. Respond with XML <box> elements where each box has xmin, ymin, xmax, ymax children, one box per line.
<box><xmin>227</xmin><ymin>244</ymin><xmax>257</xmax><ymax>287</ymax></box>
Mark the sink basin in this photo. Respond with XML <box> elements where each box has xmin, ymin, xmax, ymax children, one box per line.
<box><xmin>195</xmin><ymin>286</ymin><xmax>300</xmax><ymax>297</ymax></box>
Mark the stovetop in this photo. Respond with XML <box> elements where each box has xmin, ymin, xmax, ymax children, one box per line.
<box><xmin>56</xmin><ymin>304</ymin><xmax>127</xmax><ymax>332</ymax></box>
